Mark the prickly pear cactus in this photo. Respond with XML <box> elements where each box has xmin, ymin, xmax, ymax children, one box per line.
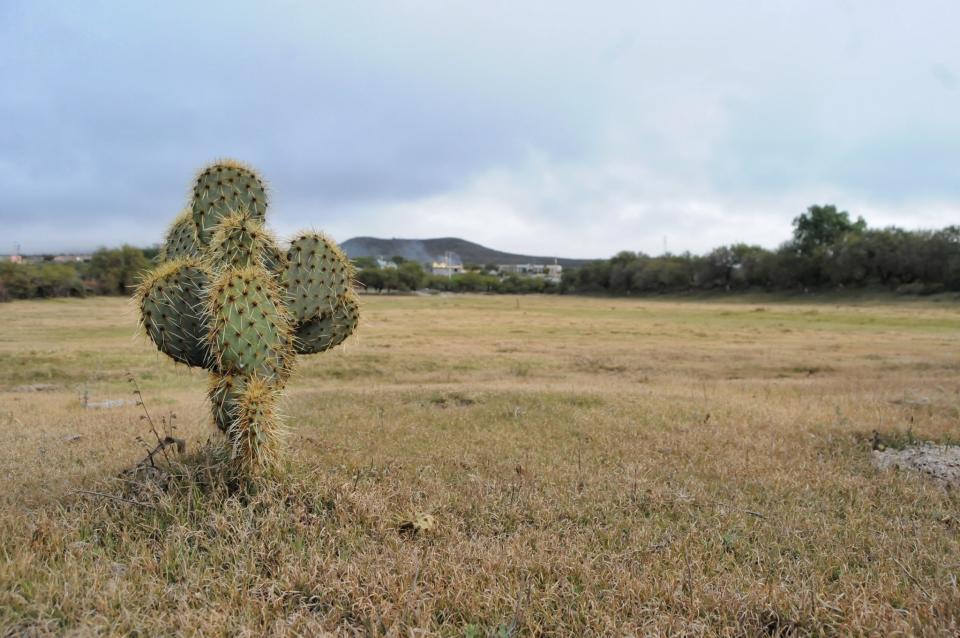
<box><xmin>159</xmin><ymin>210</ymin><xmax>201</xmax><ymax>262</ymax></box>
<box><xmin>135</xmin><ymin>160</ymin><xmax>358</xmax><ymax>474</ymax></box>
<box><xmin>191</xmin><ymin>161</ymin><xmax>268</xmax><ymax>245</ymax></box>
<box><xmin>137</xmin><ymin>259</ymin><xmax>210</xmax><ymax>367</ymax></box>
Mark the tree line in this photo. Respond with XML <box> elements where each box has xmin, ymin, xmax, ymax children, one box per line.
<box><xmin>2</xmin><ymin>205</ymin><xmax>958</xmax><ymax>301</ymax></box>
<box><xmin>0</xmin><ymin>246</ymin><xmax>154</xmax><ymax>301</ymax></box>
<box><xmin>563</xmin><ymin>206</ymin><xmax>959</xmax><ymax>295</ymax></box>
<box><xmin>352</xmin><ymin>256</ymin><xmax>559</xmax><ymax>294</ymax></box>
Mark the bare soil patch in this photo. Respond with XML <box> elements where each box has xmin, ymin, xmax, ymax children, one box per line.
<box><xmin>873</xmin><ymin>443</ymin><xmax>960</xmax><ymax>489</ymax></box>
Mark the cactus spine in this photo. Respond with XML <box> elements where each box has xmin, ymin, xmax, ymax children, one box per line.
<box><xmin>136</xmin><ymin>161</ymin><xmax>358</xmax><ymax>474</ymax></box>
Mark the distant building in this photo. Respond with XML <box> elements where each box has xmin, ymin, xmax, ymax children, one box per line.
<box><xmin>0</xmin><ymin>253</ymin><xmax>92</xmax><ymax>265</ymax></box>
<box><xmin>544</xmin><ymin>264</ymin><xmax>562</xmax><ymax>283</ymax></box>
<box><xmin>52</xmin><ymin>254</ymin><xmax>92</xmax><ymax>263</ymax></box>
<box><xmin>431</xmin><ymin>251</ymin><xmax>464</xmax><ymax>277</ymax></box>
<box><xmin>374</xmin><ymin>257</ymin><xmax>398</xmax><ymax>270</ymax></box>
<box><xmin>497</xmin><ymin>262</ymin><xmax>562</xmax><ymax>283</ymax></box>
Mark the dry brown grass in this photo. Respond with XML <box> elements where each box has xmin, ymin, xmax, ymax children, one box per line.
<box><xmin>1</xmin><ymin>294</ymin><xmax>959</xmax><ymax>636</ymax></box>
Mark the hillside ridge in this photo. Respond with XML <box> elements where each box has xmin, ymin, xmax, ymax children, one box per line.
<box><xmin>340</xmin><ymin>236</ymin><xmax>593</xmax><ymax>268</ymax></box>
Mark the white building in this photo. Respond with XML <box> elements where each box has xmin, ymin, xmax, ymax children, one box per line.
<box><xmin>52</xmin><ymin>254</ymin><xmax>92</xmax><ymax>263</ymax></box>
<box><xmin>498</xmin><ymin>263</ymin><xmax>562</xmax><ymax>283</ymax></box>
<box><xmin>374</xmin><ymin>257</ymin><xmax>398</xmax><ymax>270</ymax></box>
<box><xmin>431</xmin><ymin>251</ymin><xmax>464</xmax><ymax>277</ymax></box>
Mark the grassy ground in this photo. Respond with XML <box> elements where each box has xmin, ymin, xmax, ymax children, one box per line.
<box><xmin>1</xmin><ymin>294</ymin><xmax>958</xmax><ymax>636</ymax></box>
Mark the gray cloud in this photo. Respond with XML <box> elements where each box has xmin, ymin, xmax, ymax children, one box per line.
<box><xmin>2</xmin><ymin>1</ymin><xmax>959</xmax><ymax>257</ymax></box>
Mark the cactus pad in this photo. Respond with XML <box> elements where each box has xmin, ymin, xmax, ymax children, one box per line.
<box><xmin>209</xmin><ymin>372</ymin><xmax>244</xmax><ymax>433</ymax></box>
<box><xmin>295</xmin><ymin>289</ymin><xmax>359</xmax><ymax>354</ymax></box>
<box><xmin>207</xmin><ymin>266</ymin><xmax>294</xmax><ymax>380</ymax></box>
<box><xmin>160</xmin><ymin>209</ymin><xmax>201</xmax><ymax>262</ymax></box>
<box><xmin>208</xmin><ymin>211</ymin><xmax>281</xmax><ymax>272</ymax></box>
<box><xmin>191</xmin><ymin>160</ymin><xmax>268</xmax><ymax>245</ymax></box>
<box><xmin>283</xmin><ymin>233</ymin><xmax>352</xmax><ymax>323</ymax></box>
<box><xmin>136</xmin><ymin>259</ymin><xmax>211</xmax><ymax>367</ymax></box>
<box><xmin>226</xmin><ymin>374</ymin><xmax>283</xmax><ymax>473</ymax></box>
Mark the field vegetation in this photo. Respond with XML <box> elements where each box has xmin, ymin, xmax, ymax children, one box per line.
<box><xmin>1</xmin><ymin>295</ymin><xmax>958</xmax><ymax>635</ymax></box>
<box><xmin>5</xmin><ymin>206</ymin><xmax>960</xmax><ymax>302</ymax></box>
<box><xmin>0</xmin><ymin>246</ymin><xmax>153</xmax><ymax>301</ymax></box>
<box><xmin>354</xmin><ymin>206</ymin><xmax>960</xmax><ymax>296</ymax></box>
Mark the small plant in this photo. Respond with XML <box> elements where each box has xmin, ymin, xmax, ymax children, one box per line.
<box><xmin>135</xmin><ymin>160</ymin><xmax>358</xmax><ymax>474</ymax></box>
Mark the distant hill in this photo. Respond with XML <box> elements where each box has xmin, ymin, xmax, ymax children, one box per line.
<box><xmin>340</xmin><ymin>237</ymin><xmax>594</xmax><ymax>268</ymax></box>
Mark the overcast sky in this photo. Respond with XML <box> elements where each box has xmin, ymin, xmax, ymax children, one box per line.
<box><xmin>2</xmin><ymin>1</ymin><xmax>959</xmax><ymax>258</ymax></box>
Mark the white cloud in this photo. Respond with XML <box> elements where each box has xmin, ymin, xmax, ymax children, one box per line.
<box><xmin>292</xmin><ymin>153</ymin><xmax>960</xmax><ymax>259</ymax></box>
<box><xmin>2</xmin><ymin>1</ymin><xmax>959</xmax><ymax>255</ymax></box>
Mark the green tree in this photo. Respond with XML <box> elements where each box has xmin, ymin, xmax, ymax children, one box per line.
<box><xmin>696</xmin><ymin>246</ymin><xmax>737</xmax><ymax>289</ymax></box>
<box><xmin>0</xmin><ymin>263</ymin><xmax>35</xmax><ymax>299</ymax></box>
<box><xmin>792</xmin><ymin>205</ymin><xmax>866</xmax><ymax>255</ymax></box>
<box><xmin>34</xmin><ymin>264</ymin><xmax>85</xmax><ymax>297</ymax></box>
<box><xmin>356</xmin><ymin>267</ymin><xmax>385</xmax><ymax>292</ymax></box>
<box><xmin>397</xmin><ymin>261</ymin><xmax>427</xmax><ymax>290</ymax></box>
<box><xmin>382</xmin><ymin>268</ymin><xmax>402</xmax><ymax>291</ymax></box>
<box><xmin>88</xmin><ymin>245</ymin><xmax>150</xmax><ymax>295</ymax></box>
<box><xmin>351</xmin><ymin>256</ymin><xmax>378</xmax><ymax>270</ymax></box>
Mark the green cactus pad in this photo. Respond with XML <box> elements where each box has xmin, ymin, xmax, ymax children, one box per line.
<box><xmin>209</xmin><ymin>372</ymin><xmax>283</xmax><ymax>472</ymax></box>
<box><xmin>160</xmin><ymin>209</ymin><xmax>201</xmax><ymax>262</ymax></box>
<box><xmin>135</xmin><ymin>259</ymin><xmax>211</xmax><ymax>367</ymax></box>
<box><xmin>208</xmin><ymin>211</ymin><xmax>282</xmax><ymax>272</ymax></box>
<box><xmin>227</xmin><ymin>374</ymin><xmax>283</xmax><ymax>473</ymax></box>
<box><xmin>295</xmin><ymin>289</ymin><xmax>359</xmax><ymax>354</ymax></box>
<box><xmin>207</xmin><ymin>266</ymin><xmax>294</xmax><ymax>380</ymax></box>
<box><xmin>208</xmin><ymin>372</ymin><xmax>245</xmax><ymax>433</ymax></box>
<box><xmin>191</xmin><ymin>160</ymin><xmax>268</xmax><ymax>245</ymax></box>
<box><xmin>264</xmin><ymin>243</ymin><xmax>288</xmax><ymax>279</ymax></box>
<box><xmin>282</xmin><ymin>232</ymin><xmax>352</xmax><ymax>323</ymax></box>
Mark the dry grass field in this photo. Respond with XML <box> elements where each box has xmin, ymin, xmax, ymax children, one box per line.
<box><xmin>1</xmin><ymin>294</ymin><xmax>959</xmax><ymax>636</ymax></box>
